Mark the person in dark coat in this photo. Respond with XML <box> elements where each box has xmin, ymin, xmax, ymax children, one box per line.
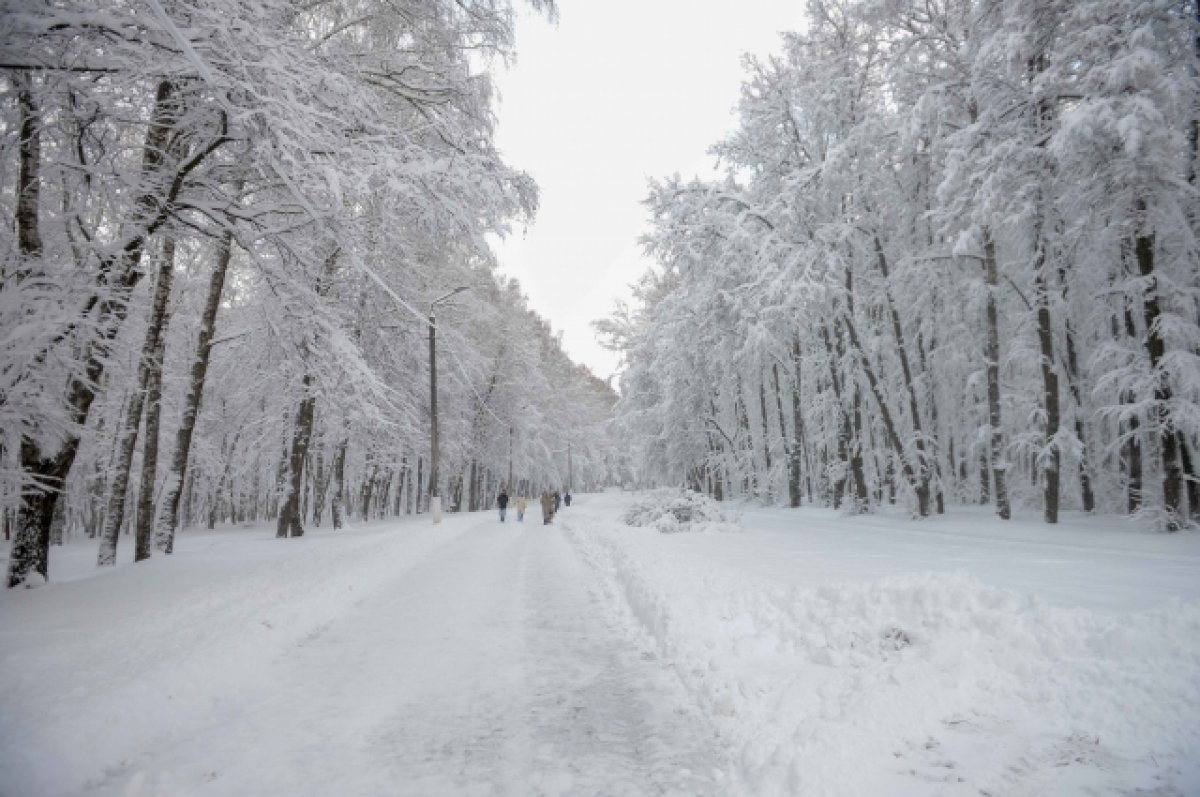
<box><xmin>553</xmin><ymin>490</ymin><xmax>561</xmax><ymax>512</ymax></box>
<box><xmin>540</xmin><ymin>489</ymin><xmax>555</xmax><ymax>525</ymax></box>
<box><xmin>564</xmin><ymin>491</ymin><xmax>572</xmax><ymax>507</ymax></box>
<box><xmin>497</xmin><ymin>489</ymin><xmax>509</xmax><ymax>522</ymax></box>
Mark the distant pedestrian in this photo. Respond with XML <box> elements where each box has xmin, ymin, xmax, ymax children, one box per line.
<box><xmin>515</xmin><ymin>495</ymin><xmax>527</xmax><ymax>522</ymax></box>
<box><xmin>553</xmin><ymin>490</ymin><xmax>562</xmax><ymax>512</ymax></box>
<box><xmin>564</xmin><ymin>491</ymin><xmax>572</xmax><ymax>507</ymax></box>
<box><xmin>540</xmin><ymin>489</ymin><xmax>555</xmax><ymax>525</ymax></box>
<box><xmin>497</xmin><ymin>489</ymin><xmax>509</xmax><ymax>522</ymax></box>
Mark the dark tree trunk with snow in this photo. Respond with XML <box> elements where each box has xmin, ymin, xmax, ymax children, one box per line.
<box><xmin>331</xmin><ymin>439</ymin><xmax>348</xmax><ymax>529</ymax></box>
<box><xmin>7</xmin><ymin>80</ymin><xmax>226</xmax><ymax>585</ymax></box>
<box><xmin>155</xmin><ymin>227</ymin><xmax>234</xmax><ymax>553</ymax></box>
<box><xmin>982</xmin><ymin>235</ymin><xmax>1010</xmax><ymax>520</ymax></box>
<box><xmin>1134</xmin><ymin>209</ymin><xmax>1189</xmax><ymax>530</ymax></box>
<box><xmin>134</xmin><ymin>310</ymin><xmax>168</xmax><ymax>561</ymax></box>
<box><xmin>98</xmin><ymin>237</ymin><xmax>176</xmax><ymax>566</ymax></box>
<box><xmin>277</xmin><ymin>375</ymin><xmax>316</xmax><ymax>538</ymax></box>
<box><xmin>1034</xmin><ymin>266</ymin><xmax>1061</xmax><ymax>524</ymax></box>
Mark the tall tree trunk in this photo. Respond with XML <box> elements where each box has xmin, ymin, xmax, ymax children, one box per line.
<box><xmin>1034</xmin><ymin>266</ymin><xmax>1061</xmax><ymax>524</ymax></box>
<box><xmin>155</xmin><ymin>226</ymin><xmax>234</xmax><ymax>553</ymax></box>
<box><xmin>97</xmin><ymin>237</ymin><xmax>177</xmax><ymax>566</ymax></box>
<box><xmin>873</xmin><ymin>236</ymin><xmax>930</xmax><ymax>515</ymax></box>
<box><xmin>14</xmin><ymin>73</ymin><xmax>43</xmax><ymax>273</ymax></box>
<box><xmin>758</xmin><ymin>375</ymin><xmax>773</xmax><ymax>481</ymax></box>
<box><xmin>839</xmin><ymin>309</ymin><xmax>925</xmax><ymax>515</ymax></box>
<box><xmin>6</xmin><ymin>77</ymin><xmax>52</xmax><ymax>585</ymax></box>
<box><xmin>413</xmin><ymin>455</ymin><xmax>423</xmax><ymax>515</ymax></box>
<box><xmin>819</xmin><ymin>324</ymin><xmax>850</xmax><ymax>508</ymax></box>
<box><xmin>331</xmin><ymin>439</ymin><xmax>348</xmax><ymax>528</ymax></box>
<box><xmin>134</xmin><ymin>315</ymin><xmax>168</xmax><ymax>561</ymax></box>
<box><xmin>788</xmin><ymin>341</ymin><xmax>806</xmax><ymax>508</ymax></box>
<box><xmin>850</xmin><ymin>390</ymin><xmax>869</xmax><ymax>510</ymax></box>
<box><xmin>277</xmin><ymin>374</ymin><xmax>316</xmax><ymax>538</ymax></box>
<box><xmin>982</xmin><ymin>234</ymin><xmax>1011</xmax><ymax>519</ymax></box>
<box><xmin>1134</xmin><ymin>203</ymin><xmax>1188</xmax><ymax>530</ymax></box>
<box><xmin>1063</xmin><ymin>322</ymin><xmax>1095</xmax><ymax>512</ymax></box>
<box><xmin>311</xmin><ymin>447</ymin><xmax>326</xmax><ymax>526</ymax></box>
<box><xmin>773</xmin><ymin>353</ymin><xmax>802</xmax><ymax>508</ymax></box>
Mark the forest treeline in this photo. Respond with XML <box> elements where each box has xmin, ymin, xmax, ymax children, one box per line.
<box><xmin>0</xmin><ymin>0</ymin><xmax>621</xmax><ymax>588</ymax></box>
<box><xmin>600</xmin><ymin>0</ymin><xmax>1200</xmax><ymax>528</ymax></box>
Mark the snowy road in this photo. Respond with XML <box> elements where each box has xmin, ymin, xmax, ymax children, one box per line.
<box><xmin>3</xmin><ymin>492</ymin><xmax>1198</xmax><ymax>796</ymax></box>
<box><xmin>1</xmin><ymin>509</ymin><xmax>729</xmax><ymax>797</ymax></box>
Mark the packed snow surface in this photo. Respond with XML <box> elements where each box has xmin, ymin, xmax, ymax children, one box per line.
<box><xmin>2</xmin><ymin>491</ymin><xmax>1198</xmax><ymax>796</ymax></box>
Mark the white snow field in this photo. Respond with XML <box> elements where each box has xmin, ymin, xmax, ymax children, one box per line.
<box><xmin>2</xmin><ymin>491</ymin><xmax>1198</xmax><ymax>797</ymax></box>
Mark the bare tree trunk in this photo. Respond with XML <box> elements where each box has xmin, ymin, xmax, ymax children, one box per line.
<box><xmin>134</xmin><ymin>315</ymin><xmax>168</xmax><ymax>561</ymax></box>
<box><xmin>758</xmin><ymin>376</ymin><xmax>773</xmax><ymax>481</ymax></box>
<box><xmin>311</xmin><ymin>447</ymin><xmax>326</xmax><ymax>527</ymax></box>
<box><xmin>97</xmin><ymin>237</ymin><xmax>176</xmax><ymax>566</ymax></box>
<box><xmin>378</xmin><ymin>469</ymin><xmax>393</xmax><ymax>519</ymax></box>
<box><xmin>1134</xmin><ymin>206</ymin><xmax>1189</xmax><ymax>530</ymax></box>
<box><xmin>819</xmin><ymin>325</ymin><xmax>850</xmax><ymax>508</ymax></box>
<box><xmin>850</xmin><ymin>390</ymin><xmax>869</xmax><ymax>509</ymax></box>
<box><xmin>359</xmin><ymin>460</ymin><xmax>378</xmax><ymax>520</ymax></box>
<box><xmin>873</xmin><ymin>236</ymin><xmax>931</xmax><ymax>515</ymax></box>
<box><xmin>1063</xmin><ymin>323</ymin><xmax>1095</xmax><ymax>512</ymax></box>
<box><xmin>155</xmin><ymin>225</ymin><xmax>234</xmax><ymax>553</ymax></box>
<box><xmin>789</xmin><ymin>350</ymin><xmax>806</xmax><ymax>508</ymax></box>
<box><xmin>982</xmin><ymin>234</ymin><xmax>1011</xmax><ymax>519</ymax></box>
<box><xmin>14</xmin><ymin>73</ymin><xmax>43</xmax><ymax>273</ymax></box>
<box><xmin>6</xmin><ymin>77</ymin><xmax>51</xmax><ymax>585</ymax></box>
<box><xmin>276</xmin><ymin>374</ymin><xmax>316</xmax><ymax>538</ymax></box>
<box><xmin>413</xmin><ymin>455</ymin><xmax>423</xmax><ymax>515</ymax></box>
<box><xmin>839</xmin><ymin>309</ymin><xmax>924</xmax><ymax>514</ymax></box>
<box><xmin>331</xmin><ymin>439</ymin><xmax>348</xmax><ymax>528</ymax></box>
<box><xmin>1035</xmin><ymin>265</ymin><xmax>1061</xmax><ymax>524</ymax></box>
<box><xmin>774</xmin><ymin>348</ymin><xmax>803</xmax><ymax>508</ymax></box>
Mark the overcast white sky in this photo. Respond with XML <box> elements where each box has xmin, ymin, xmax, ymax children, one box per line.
<box><xmin>490</xmin><ymin>0</ymin><xmax>808</xmax><ymax>384</ymax></box>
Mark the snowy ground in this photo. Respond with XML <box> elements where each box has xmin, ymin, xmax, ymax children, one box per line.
<box><xmin>2</xmin><ymin>492</ymin><xmax>1198</xmax><ymax>796</ymax></box>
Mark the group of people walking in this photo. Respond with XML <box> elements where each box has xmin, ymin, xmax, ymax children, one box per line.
<box><xmin>495</xmin><ymin>488</ymin><xmax>571</xmax><ymax>525</ymax></box>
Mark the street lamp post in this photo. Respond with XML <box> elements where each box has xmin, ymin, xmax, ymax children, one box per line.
<box><xmin>428</xmin><ymin>286</ymin><xmax>469</xmax><ymax>523</ymax></box>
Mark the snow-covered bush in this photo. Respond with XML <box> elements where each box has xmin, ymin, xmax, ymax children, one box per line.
<box><xmin>623</xmin><ymin>489</ymin><xmax>740</xmax><ymax>534</ymax></box>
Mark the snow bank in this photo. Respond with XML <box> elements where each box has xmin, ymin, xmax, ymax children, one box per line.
<box><xmin>622</xmin><ymin>488</ymin><xmax>740</xmax><ymax>534</ymax></box>
<box><xmin>567</xmin><ymin>503</ymin><xmax>1200</xmax><ymax>796</ymax></box>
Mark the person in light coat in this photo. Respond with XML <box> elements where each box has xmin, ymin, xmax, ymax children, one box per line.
<box><xmin>515</xmin><ymin>494</ymin><xmax>528</xmax><ymax>522</ymax></box>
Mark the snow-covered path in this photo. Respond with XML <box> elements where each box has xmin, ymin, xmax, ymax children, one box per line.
<box><xmin>1</xmin><ymin>510</ymin><xmax>727</xmax><ymax>797</ymax></box>
<box><xmin>4</xmin><ymin>491</ymin><xmax>1199</xmax><ymax>796</ymax></box>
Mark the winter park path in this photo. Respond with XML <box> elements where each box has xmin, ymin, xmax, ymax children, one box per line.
<box><xmin>3</xmin><ymin>493</ymin><xmax>1199</xmax><ymax>796</ymax></box>
<box><xmin>0</xmin><ymin>502</ymin><xmax>729</xmax><ymax>797</ymax></box>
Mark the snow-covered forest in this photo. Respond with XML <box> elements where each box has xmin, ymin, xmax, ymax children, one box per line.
<box><xmin>600</xmin><ymin>0</ymin><xmax>1200</xmax><ymax>530</ymax></box>
<box><xmin>2</xmin><ymin>1</ymin><xmax>1199</xmax><ymax>794</ymax></box>
<box><xmin>0</xmin><ymin>0</ymin><xmax>623</xmax><ymax>588</ymax></box>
